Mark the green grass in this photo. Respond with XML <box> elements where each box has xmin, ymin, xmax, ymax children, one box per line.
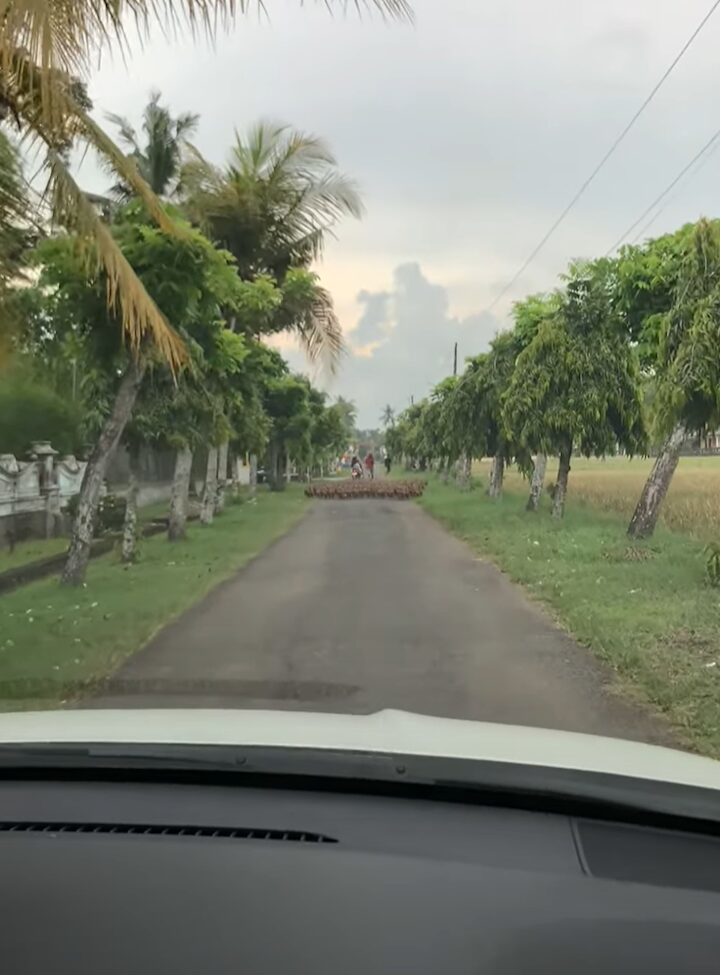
<box><xmin>418</xmin><ymin>477</ymin><xmax>720</xmax><ymax>757</ymax></box>
<box><xmin>0</xmin><ymin>537</ymin><xmax>69</xmax><ymax>572</ymax></box>
<box><xmin>0</xmin><ymin>498</ymin><xmax>171</xmax><ymax>575</ymax></box>
<box><xmin>0</xmin><ymin>487</ymin><xmax>309</xmax><ymax>710</ymax></box>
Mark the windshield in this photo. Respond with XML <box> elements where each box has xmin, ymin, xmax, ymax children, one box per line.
<box><xmin>1</xmin><ymin>0</ymin><xmax>719</xmax><ymax>766</ymax></box>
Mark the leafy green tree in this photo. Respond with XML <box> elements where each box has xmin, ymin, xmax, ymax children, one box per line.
<box><xmin>107</xmin><ymin>90</ymin><xmax>199</xmax><ymax>199</ymax></box>
<box><xmin>504</xmin><ymin>261</ymin><xmax>646</xmax><ymax>518</ymax></box>
<box><xmin>420</xmin><ymin>377</ymin><xmax>460</xmax><ymax>478</ymax></box>
<box><xmin>615</xmin><ymin>223</ymin><xmax>695</xmax><ymax>371</ymax></box>
<box><xmin>0</xmin><ymin>374</ymin><xmax>82</xmax><ymax>457</ymax></box>
<box><xmin>626</xmin><ymin>219</ymin><xmax>720</xmax><ymax>538</ymax></box>
<box><xmin>385</xmin><ymin>401</ymin><xmax>427</xmax><ymax>470</ymax></box>
<box><xmin>433</xmin><ymin>358</ymin><xmax>488</xmax><ymax>485</ymax></box>
<box><xmin>293</xmin><ymin>386</ymin><xmax>351</xmax><ymax>478</ymax></box>
<box><xmin>30</xmin><ymin>203</ymin><xmax>245</xmax><ymax>583</ymax></box>
<box><xmin>509</xmin><ymin>292</ymin><xmax>562</xmax><ymax>509</ymax></box>
<box><xmin>334</xmin><ymin>397</ymin><xmax>358</xmax><ymax>439</ymax></box>
<box><xmin>263</xmin><ymin>374</ymin><xmax>313</xmax><ymax>491</ymax></box>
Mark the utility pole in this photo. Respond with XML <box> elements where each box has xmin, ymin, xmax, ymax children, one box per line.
<box><xmin>453</xmin><ymin>342</ymin><xmax>458</xmax><ymax>377</ymax></box>
<box><xmin>410</xmin><ymin>395</ymin><xmax>414</xmax><ymax>406</ymax></box>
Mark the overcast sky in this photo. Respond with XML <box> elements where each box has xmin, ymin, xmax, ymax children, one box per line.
<box><xmin>80</xmin><ymin>0</ymin><xmax>720</xmax><ymax>425</ymax></box>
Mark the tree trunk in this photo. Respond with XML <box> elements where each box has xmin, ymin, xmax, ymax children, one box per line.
<box><xmin>249</xmin><ymin>453</ymin><xmax>258</xmax><ymax>497</ymax></box>
<box><xmin>214</xmin><ymin>440</ymin><xmax>229</xmax><ymax>514</ymax></box>
<box><xmin>487</xmin><ymin>453</ymin><xmax>505</xmax><ymax>498</ymax></box>
<box><xmin>61</xmin><ymin>358</ymin><xmax>146</xmax><ymax>586</ymax></box>
<box><xmin>627</xmin><ymin>424</ymin><xmax>686</xmax><ymax>539</ymax></box>
<box><xmin>551</xmin><ymin>445</ymin><xmax>572</xmax><ymax>519</ymax></box>
<box><xmin>268</xmin><ymin>442</ymin><xmax>286</xmax><ymax>492</ymax></box>
<box><xmin>526</xmin><ymin>452</ymin><xmax>547</xmax><ymax>512</ymax></box>
<box><xmin>168</xmin><ymin>447</ymin><xmax>192</xmax><ymax>541</ymax></box>
<box><xmin>200</xmin><ymin>446</ymin><xmax>218</xmax><ymax>525</ymax></box>
<box><xmin>121</xmin><ymin>466</ymin><xmax>139</xmax><ymax>564</ymax></box>
<box><xmin>454</xmin><ymin>453</ymin><xmax>472</xmax><ymax>489</ymax></box>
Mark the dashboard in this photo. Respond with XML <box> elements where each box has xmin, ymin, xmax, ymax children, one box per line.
<box><xmin>1</xmin><ymin>774</ymin><xmax>719</xmax><ymax>973</ymax></box>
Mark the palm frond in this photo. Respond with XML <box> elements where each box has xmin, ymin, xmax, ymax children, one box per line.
<box><xmin>0</xmin><ymin>130</ymin><xmax>32</xmax><ymax>285</ymax></box>
<box><xmin>298</xmin><ymin>285</ymin><xmax>345</xmax><ymax>371</ymax></box>
<box><xmin>104</xmin><ymin>111</ymin><xmax>140</xmax><ymax>154</ymax></box>
<box><xmin>71</xmin><ymin>101</ymin><xmax>182</xmax><ymax>233</ymax></box>
<box><xmin>46</xmin><ymin>147</ymin><xmax>185</xmax><ymax>370</ymax></box>
<box><xmin>1</xmin><ymin>2</ymin><xmax>412</xmax><ymax>124</ymax></box>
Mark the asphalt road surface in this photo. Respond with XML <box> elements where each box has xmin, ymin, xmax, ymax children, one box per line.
<box><xmin>91</xmin><ymin>499</ymin><xmax>671</xmax><ymax>743</ymax></box>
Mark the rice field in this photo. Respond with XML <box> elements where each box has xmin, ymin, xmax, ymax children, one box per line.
<box><xmin>473</xmin><ymin>455</ymin><xmax>720</xmax><ymax>540</ymax></box>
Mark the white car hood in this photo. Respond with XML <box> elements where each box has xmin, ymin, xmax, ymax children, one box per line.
<box><xmin>0</xmin><ymin>708</ymin><xmax>717</xmax><ymax>793</ymax></box>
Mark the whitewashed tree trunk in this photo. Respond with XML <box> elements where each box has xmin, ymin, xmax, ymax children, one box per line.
<box><xmin>627</xmin><ymin>424</ymin><xmax>686</xmax><ymax>539</ymax></box>
<box><xmin>551</xmin><ymin>446</ymin><xmax>572</xmax><ymax>519</ymax></box>
<box><xmin>214</xmin><ymin>440</ymin><xmax>229</xmax><ymax>514</ymax></box>
<box><xmin>200</xmin><ymin>446</ymin><xmax>218</xmax><ymax>525</ymax></box>
<box><xmin>487</xmin><ymin>453</ymin><xmax>505</xmax><ymax>498</ymax></box>
<box><xmin>526</xmin><ymin>452</ymin><xmax>547</xmax><ymax>512</ymax></box>
<box><xmin>249</xmin><ymin>454</ymin><xmax>258</xmax><ymax>497</ymax></box>
<box><xmin>121</xmin><ymin>468</ymin><xmax>139</xmax><ymax>564</ymax></box>
<box><xmin>454</xmin><ymin>454</ymin><xmax>469</xmax><ymax>489</ymax></box>
<box><xmin>168</xmin><ymin>447</ymin><xmax>192</xmax><ymax>541</ymax></box>
<box><xmin>61</xmin><ymin>358</ymin><xmax>146</xmax><ymax>586</ymax></box>
<box><xmin>459</xmin><ymin>453</ymin><xmax>472</xmax><ymax>489</ymax></box>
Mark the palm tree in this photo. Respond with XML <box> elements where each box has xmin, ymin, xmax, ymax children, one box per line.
<box><xmin>0</xmin><ymin>1</ymin><xmax>411</xmax><ymax>371</ymax></box>
<box><xmin>0</xmin><ymin>131</ymin><xmax>36</xmax><ymax>363</ymax></box>
<box><xmin>0</xmin><ymin>131</ymin><xmax>30</xmax><ymax>287</ymax></box>
<box><xmin>107</xmin><ymin>91</ymin><xmax>199</xmax><ymax>199</ymax></box>
<box><xmin>381</xmin><ymin>404</ymin><xmax>395</xmax><ymax>427</ymax></box>
<box><xmin>182</xmin><ymin>121</ymin><xmax>364</xmax><ymax>363</ymax></box>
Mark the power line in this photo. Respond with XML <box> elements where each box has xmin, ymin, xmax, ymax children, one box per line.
<box><xmin>627</xmin><ymin>135</ymin><xmax>720</xmax><ymax>245</ymax></box>
<box><xmin>605</xmin><ymin>124</ymin><xmax>720</xmax><ymax>253</ymax></box>
<box><xmin>484</xmin><ymin>0</ymin><xmax>720</xmax><ymax>313</ymax></box>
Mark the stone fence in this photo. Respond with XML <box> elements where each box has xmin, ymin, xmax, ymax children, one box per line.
<box><xmin>0</xmin><ymin>442</ymin><xmax>85</xmax><ymax>545</ymax></box>
<box><xmin>1</xmin><ymin>441</ymin><xmax>252</xmax><ymax>549</ymax></box>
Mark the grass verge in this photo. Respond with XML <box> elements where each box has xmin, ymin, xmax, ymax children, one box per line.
<box><xmin>0</xmin><ymin>498</ymin><xmax>174</xmax><ymax>575</ymax></box>
<box><xmin>0</xmin><ymin>488</ymin><xmax>309</xmax><ymax>711</ymax></box>
<box><xmin>418</xmin><ymin>477</ymin><xmax>720</xmax><ymax>758</ymax></box>
<box><xmin>0</xmin><ymin>537</ymin><xmax>69</xmax><ymax>572</ymax></box>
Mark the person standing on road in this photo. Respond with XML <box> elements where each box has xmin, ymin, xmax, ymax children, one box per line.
<box><xmin>365</xmin><ymin>451</ymin><xmax>375</xmax><ymax>479</ymax></box>
<box><xmin>384</xmin><ymin>453</ymin><xmax>391</xmax><ymax>475</ymax></box>
<box><xmin>351</xmin><ymin>456</ymin><xmax>364</xmax><ymax>479</ymax></box>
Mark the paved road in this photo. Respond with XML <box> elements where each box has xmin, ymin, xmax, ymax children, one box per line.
<box><xmin>92</xmin><ymin>499</ymin><xmax>671</xmax><ymax>743</ymax></box>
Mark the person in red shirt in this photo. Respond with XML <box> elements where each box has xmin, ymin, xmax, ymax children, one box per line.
<box><xmin>364</xmin><ymin>451</ymin><xmax>375</xmax><ymax>479</ymax></box>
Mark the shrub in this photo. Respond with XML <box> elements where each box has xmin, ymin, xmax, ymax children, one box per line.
<box><xmin>96</xmin><ymin>494</ymin><xmax>126</xmax><ymax>535</ymax></box>
<box><xmin>0</xmin><ymin>377</ymin><xmax>82</xmax><ymax>457</ymax></box>
<box><xmin>704</xmin><ymin>543</ymin><xmax>720</xmax><ymax>588</ymax></box>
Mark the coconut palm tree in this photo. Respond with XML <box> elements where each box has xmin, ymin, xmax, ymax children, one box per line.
<box><xmin>0</xmin><ymin>130</ymin><xmax>37</xmax><ymax>363</ymax></box>
<box><xmin>0</xmin><ymin>0</ymin><xmax>411</xmax><ymax>371</ymax></box>
<box><xmin>181</xmin><ymin>121</ymin><xmax>365</xmax><ymax>363</ymax></box>
<box><xmin>0</xmin><ymin>131</ymin><xmax>30</xmax><ymax>287</ymax></box>
<box><xmin>380</xmin><ymin>404</ymin><xmax>395</xmax><ymax>427</ymax></box>
<box><xmin>107</xmin><ymin>91</ymin><xmax>199</xmax><ymax>199</ymax></box>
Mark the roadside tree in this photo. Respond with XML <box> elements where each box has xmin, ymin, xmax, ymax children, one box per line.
<box><xmin>620</xmin><ymin>220</ymin><xmax>720</xmax><ymax>538</ymax></box>
<box><xmin>503</xmin><ymin>261</ymin><xmax>646</xmax><ymax>518</ymax></box>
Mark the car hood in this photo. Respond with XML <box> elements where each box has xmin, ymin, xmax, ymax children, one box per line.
<box><xmin>0</xmin><ymin>708</ymin><xmax>717</xmax><ymax>792</ymax></box>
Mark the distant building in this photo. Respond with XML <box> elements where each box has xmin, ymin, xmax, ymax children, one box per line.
<box><xmin>681</xmin><ymin>430</ymin><xmax>720</xmax><ymax>455</ymax></box>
